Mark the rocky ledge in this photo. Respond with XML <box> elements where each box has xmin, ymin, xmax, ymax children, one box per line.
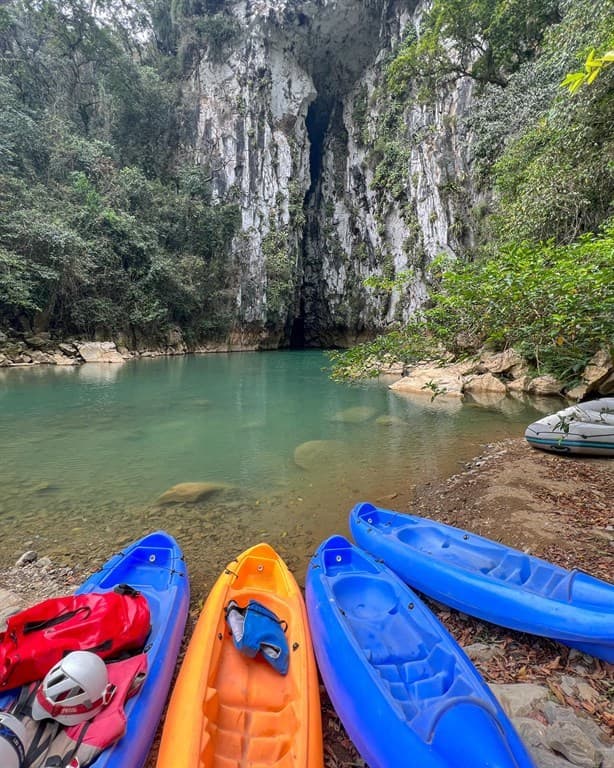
<box><xmin>386</xmin><ymin>348</ymin><xmax>614</xmax><ymax>403</ymax></box>
<box><xmin>0</xmin><ymin>327</ymin><xmax>275</xmax><ymax>368</ymax></box>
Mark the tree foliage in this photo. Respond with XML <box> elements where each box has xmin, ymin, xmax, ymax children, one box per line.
<box><xmin>386</xmin><ymin>0</ymin><xmax>560</xmax><ymax>95</ymax></box>
<box><xmin>333</xmin><ymin>0</ymin><xmax>613</xmax><ymax>384</ymax></box>
<box><xmin>0</xmin><ymin>0</ymin><xmax>240</xmax><ymax>342</ymax></box>
<box><xmin>562</xmin><ymin>45</ymin><xmax>614</xmax><ymax>92</ymax></box>
<box><xmin>330</xmin><ymin>222</ymin><xmax>614</xmax><ymax>385</ymax></box>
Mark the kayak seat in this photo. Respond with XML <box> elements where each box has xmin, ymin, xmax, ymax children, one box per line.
<box><xmin>546</xmin><ymin>570</ymin><xmax>579</xmax><ymax>603</ymax></box>
<box><xmin>396</xmin><ymin>526</ymin><xmax>500</xmax><ymax>573</ymax></box>
<box><xmin>213</xmin><ymin>702</ymin><xmax>296</xmax><ymax>763</ymax></box>
<box><xmin>332</xmin><ymin>576</ymin><xmax>399</xmax><ymax>620</ymax></box>
<box><xmin>378</xmin><ymin>646</ymin><xmax>456</xmax><ymax>702</ymax></box>
<box><xmin>517</xmin><ymin>564</ymin><xmax>567</xmax><ymax>597</ymax></box>
<box><xmin>486</xmin><ymin>554</ymin><xmax>531</xmax><ymax>585</ymax></box>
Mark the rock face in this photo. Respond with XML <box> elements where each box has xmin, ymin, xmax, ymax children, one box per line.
<box><xmin>188</xmin><ymin>0</ymin><xmax>475</xmax><ymax>347</ymax></box>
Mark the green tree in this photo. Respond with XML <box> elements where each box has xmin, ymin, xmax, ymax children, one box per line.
<box><xmin>0</xmin><ymin>0</ymin><xmax>241</xmax><ymax>342</ymax></box>
<box><xmin>387</xmin><ymin>0</ymin><xmax>560</xmax><ymax>95</ymax></box>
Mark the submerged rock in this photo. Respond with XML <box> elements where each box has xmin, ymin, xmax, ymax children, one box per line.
<box><xmin>293</xmin><ymin>440</ymin><xmax>345</xmax><ymax>470</ymax></box>
<box><xmin>330</xmin><ymin>406</ymin><xmax>376</xmax><ymax>423</ymax></box>
<box><xmin>374</xmin><ymin>415</ymin><xmax>405</xmax><ymax>427</ymax></box>
<box><xmin>156</xmin><ymin>482</ymin><xmax>229</xmax><ymax>505</ymax></box>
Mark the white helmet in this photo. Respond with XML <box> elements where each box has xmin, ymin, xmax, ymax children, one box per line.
<box><xmin>0</xmin><ymin>712</ymin><xmax>26</xmax><ymax>768</ymax></box>
<box><xmin>31</xmin><ymin>651</ymin><xmax>114</xmax><ymax>726</ymax></box>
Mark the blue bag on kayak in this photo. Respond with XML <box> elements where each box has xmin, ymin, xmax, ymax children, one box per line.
<box><xmin>225</xmin><ymin>600</ymin><xmax>289</xmax><ymax>675</ymax></box>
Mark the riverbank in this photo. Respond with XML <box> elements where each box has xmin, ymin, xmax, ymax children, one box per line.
<box><xmin>0</xmin><ymin>335</ymin><xmax>263</xmax><ymax>368</ymax></box>
<box><xmin>1</xmin><ymin>438</ymin><xmax>612</xmax><ymax>767</ymax></box>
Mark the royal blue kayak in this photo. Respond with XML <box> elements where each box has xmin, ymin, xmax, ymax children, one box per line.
<box><xmin>350</xmin><ymin>502</ymin><xmax>614</xmax><ymax>663</ymax></box>
<box><xmin>306</xmin><ymin>536</ymin><xmax>535</xmax><ymax>768</ymax></box>
<box><xmin>80</xmin><ymin>530</ymin><xmax>190</xmax><ymax>768</ymax></box>
<box><xmin>0</xmin><ymin>530</ymin><xmax>190</xmax><ymax>768</ymax></box>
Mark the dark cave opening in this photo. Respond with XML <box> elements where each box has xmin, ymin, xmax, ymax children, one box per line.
<box><xmin>305</xmin><ymin>95</ymin><xmax>333</xmax><ymax>196</ymax></box>
<box><xmin>289</xmin><ymin>307</ymin><xmax>305</xmax><ymax>348</ymax></box>
<box><xmin>290</xmin><ymin>94</ymin><xmax>335</xmax><ymax>348</ymax></box>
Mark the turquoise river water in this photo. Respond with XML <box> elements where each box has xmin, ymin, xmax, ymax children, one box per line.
<box><xmin>0</xmin><ymin>350</ymin><xmax>551</xmax><ymax>593</ymax></box>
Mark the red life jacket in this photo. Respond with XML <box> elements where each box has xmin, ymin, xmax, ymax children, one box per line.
<box><xmin>8</xmin><ymin>654</ymin><xmax>148</xmax><ymax>768</ymax></box>
<box><xmin>41</xmin><ymin>653</ymin><xmax>148</xmax><ymax>768</ymax></box>
<box><xmin>0</xmin><ymin>586</ymin><xmax>150</xmax><ymax>691</ymax></box>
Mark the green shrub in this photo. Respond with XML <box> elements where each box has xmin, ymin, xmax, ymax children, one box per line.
<box><xmin>330</xmin><ymin>222</ymin><xmax>614</xmax><ymax>385</ymax></box>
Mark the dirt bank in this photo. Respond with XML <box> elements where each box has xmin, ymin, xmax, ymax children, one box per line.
<box><xmin>408</xmin><ymin>438</ymin><xmax>613</xmax><ymax>581</ymax></box>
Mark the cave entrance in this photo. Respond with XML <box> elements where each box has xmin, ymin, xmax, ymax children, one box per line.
<box><xmin>290</xmin><ymin>95</ymin><xmax>336</xmax><ymax>349</ymax></box>
<box><xmin>305</xmin><ymin>95</ymin><xmax>333</xmax><ymax>196</ymax></box>
<box><xmin>283</xmin><ymin>0</ymin><xmax>385</xmax><ymax>348</ymax></box>
<box><xmin>289</xmin><ymin>309</ymin><xmax>305</xmax><ymax>348</ymax></box>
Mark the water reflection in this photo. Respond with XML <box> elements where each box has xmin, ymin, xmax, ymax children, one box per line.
<box><xmin>390</xmin><ymin>388</ymin><xmax>463</xmax><ymax>414</ymax></box>
<box><xmin>77</xmin><ymin>362</ymin><xmax>122</xmax><ymax>384</ymax></box>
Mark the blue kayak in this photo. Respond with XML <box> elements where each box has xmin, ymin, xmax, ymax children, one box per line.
<box><xmin>306</xmin><ymin>536</ymin><xmax>535</xmax><ymax>768</ymax></box>
<box><xmin>350</xmin><ymin>502</ymin><xmax>614</xmax><ymax>663</ymax></box>
<box><xmin>0</xmin><ymin>530</ymin><xmax>190</xmax><ymax>768</ymax></box>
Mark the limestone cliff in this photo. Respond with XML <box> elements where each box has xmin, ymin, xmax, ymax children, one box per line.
<box><xmin>188</xmin><ymin>0</ymin><xmax>476</xmax><ymax>348</ymax></box>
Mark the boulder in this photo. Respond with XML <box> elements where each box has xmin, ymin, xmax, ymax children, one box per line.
<box><xmin>597</xmin><ymin>371</ymin><xmax>614</xmax><ymax>395</ymax></box>
<box><xmin>463</xmin><ymin>372</ymin><xmax>508</xmax><ymax>394</ymax></box>
<box><xmin>527</xmin><ymin>375</ymin><xmax>563</xmax><ymax>396</ymax></box>
<box><xmin>58</xmin><ymin>343</ymin><xmax>78</xmax><ymax>356</ymax></box>
<box><xmin>545</xmin><ymin>722</ymin><xmax>601</xmax><ymax>768</ymax></box>
<box><xmin>564</xmin><ymin>384</ymin><xmax>587</xmax><ymax>401</ymax></box>
<box><xmin>52</xmin><ymin>353</ymin><xmax>78</xmax><ymax>366</ymax></box>
<box><xmin>157</xmin><ymin>481</ymin><xmax>228</xmax><ymax>504</ymax></box>
<box><xmin>77</xmin><ymin>341</ymin><xmax>125</xmax><ymax>364</ymax></box>
<box><xmin>582</xmin><ymin>349</ymin><xmax>614</xmax><ymax>394</ymax></box>
<box><xmin>389</xmin><ymin>362</ymin><xmax>469</xmax><ymax>398</ymax></box>
<box><xmin>478</xmin><ymin>349</ymin><xmax>524</xmax><ymax>375</ymax></box>
<box><xmin>489</xmin><ymin>682</ymin><xmax>551</xmax><ymax>718</ymax></box>
<box><xmin>293</xmin><ymin>440</ymin><xmax>345</xmax><ymax>470</ymax></box>
<box><xmin>16</xmin><ymin>550</ymin><xmax>38</xmax><ymax>566</ymax></box>
<box><xmin>507</xmin><ymin>375</ymin><xmax>531</xmax><ymax>393</ymax></box>
<box><xmin>29</xmin><ymin>350</ymin><xmax>56</xmax><ymax>364</ymax></box>
<box><xmin>24</xmin><ymin>333</ymin><xmax>52</xmax><ymax>350</ymax></box>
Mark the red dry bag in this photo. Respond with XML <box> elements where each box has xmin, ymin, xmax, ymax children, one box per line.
<box><xmin>0</xmin><ymin>585</ymin><xmax>150</xmax><ymax>690</ymax></box>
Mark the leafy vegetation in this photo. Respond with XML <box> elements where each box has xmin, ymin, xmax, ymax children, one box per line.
<box><xmin>386</xmin><ymin>0</ymin><xmax>560</xmax><ymax>95</ymax></box>
<box><xmin>562</xmin><ymin>44</ymin><xmax>614</xmax><ymax>92</ymax></box>
<box><xmin>263</xmin><ymin>228</ymin><xmax>295</xmax><ymax>327</ymax></box>
<box><xmin>0</xmin><ymin>0</ymin><xmax>240</xmax><ymax>343</ymax></box>
<box><xmin>330</xmin><ymin>223</ymin><xmax>614</xmax><ymax>383</ymax></box>
<box><xmin>331</xmin><ymin>0</ymin><xmax>613</xmax><ymax>386</ymax></box>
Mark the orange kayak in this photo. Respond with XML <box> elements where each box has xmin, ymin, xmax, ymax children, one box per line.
<box><xmin>156</xmin><ymin>543</ymin><xmax>323</xmax><ymax>768</ymax></box>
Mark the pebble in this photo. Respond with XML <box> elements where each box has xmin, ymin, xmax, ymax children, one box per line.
<box><xmin>15</xmin><ymin>550</ymin><xmax>37</xmax><ymax>566</ymax></box>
